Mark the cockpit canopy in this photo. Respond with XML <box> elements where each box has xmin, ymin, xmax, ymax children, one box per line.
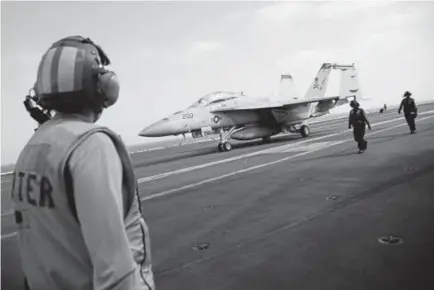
<box><xmin>188</xmin><ymin>91</ymin><xmax>245</xmax><ymax>108</ymax></box>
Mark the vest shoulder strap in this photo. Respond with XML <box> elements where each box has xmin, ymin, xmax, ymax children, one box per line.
<box><xmin>62</xmin><ymin>127</ymin><xmax>136</xmax><ymax>223</ymax></box>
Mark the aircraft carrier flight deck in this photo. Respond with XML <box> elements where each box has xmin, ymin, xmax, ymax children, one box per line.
<box><xmin>2</xmin><ymin>102</ymin><xmax>434</xmax><ymax>290</ymax></box>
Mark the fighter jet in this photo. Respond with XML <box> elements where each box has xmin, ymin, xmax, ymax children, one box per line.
<box><xmin>139</xmin><ymin>63</ymin><xmax>361</xmax><ymax>152</ymax></box>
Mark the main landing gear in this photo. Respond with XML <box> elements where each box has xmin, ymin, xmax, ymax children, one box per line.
<box><xmin>300</xmin><ymin>125</ymin><xmax>310</xmax><ymax>138</ymax></box>
<box><xmin>288</xmin><ymin>124</ymin><xmax>310</xmax><ymax>138</ymax></box>
<box><xmin>217</xmin><ymin>126</ymin><xmax>243</xmax><ymax>152</ymax></box>
<box><xmin>215</xmin><ymin>124</ymin><xmax>310</xmax><ymax>152</ymax></box>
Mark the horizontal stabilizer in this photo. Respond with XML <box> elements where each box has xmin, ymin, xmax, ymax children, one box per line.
<box><xmin>335</xmin><ymin>97</ymin><xmax>351</xmax><ymax>106</ymax></box>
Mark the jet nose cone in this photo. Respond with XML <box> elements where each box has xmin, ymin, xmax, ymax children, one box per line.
<box><xmin>138</xmin><ymin>124</ymin><xmax>159</xmax><ymax>137</ymax></box>
<box><xmin>138</xmin><ymin>127</ymin><xmax>153</xmax><ymax>137</ymax></box>
<box><xmin>138</xmin><ymin>120</ymin><xmax>172</xmax><ymax>137</ymax></box>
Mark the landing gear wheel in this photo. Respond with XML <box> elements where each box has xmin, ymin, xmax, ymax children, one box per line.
<box><xmin>218</xmin><ymin>142</ymin><xmax>232</xmax><ymax>152</ymax></box>
<box><xmin>223</xmin><ymin>142</ymin><xmax>232</xmax><ymax>151</ymax></box>
<box><xmin>300</xmin><ymin>125</ymin><xmax>310</xmax><ymax>138</ymax></box>
<box><xmin>218</xmin><ymin>143</ymin><xmax>224</xmax><ymax>152</ymax></box>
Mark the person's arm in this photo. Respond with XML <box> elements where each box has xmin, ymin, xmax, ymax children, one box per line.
<box><xmin>348</xmin><ymin>112</ymin><xmax>352</xmax><ymax>129</ymax></box>
<box><xmin>398</xmin><ymin>99</ymin><xmax>404</xmax><ymax>114</ymax></box>
<box><xmin>68</xmin><ymin>132</ymin><xmax>141</xmax><ymax>290</ymax></box>
<box><xmin>362</xmin><ymin>109</ymin><xmax>371</xmax><ymax>130</ymax></box>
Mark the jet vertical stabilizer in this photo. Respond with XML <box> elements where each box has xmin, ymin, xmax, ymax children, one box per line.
<box><xmin>304</xmin><ymin>63</ymin><xmax>333</xmax><ymax>100</ymax></box>
<box><xmin>277</xmin><ymin>74</ymin><xmax>299</xmax><ymax>101</ymax></box>
<box><xmin>339</xmin><ymin>64</ymin><xmax>366</xmax><ymax>100</ymax></box>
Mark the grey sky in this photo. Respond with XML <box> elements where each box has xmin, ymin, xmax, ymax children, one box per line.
<box><xmin>2</xmin><ymin>0</ymin><xmax>434</xmax><ymax>165</ymax></box>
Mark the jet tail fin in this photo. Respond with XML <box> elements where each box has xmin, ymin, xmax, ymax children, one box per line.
<box><xmin>334</xmin><ymin>63</ymin><xmax>370</xmax><ymax>107</ymax></box>
<box><xmin>338</xmin><ymin>64</ymin><xmax>368</xmax><ymax>101</ymax></box>
<box><xmin>304</xmin><ymin>63</ymin><xmax>333</xmax><ymax>100</ymax></box>
<box><xmin>277</xmin><ymin>74</ymin><xmax>299</xmax><ymax>100</ymax></box>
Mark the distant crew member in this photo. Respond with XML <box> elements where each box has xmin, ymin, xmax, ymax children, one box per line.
<box><xmin>348</xmin><ymin>100</ymin><xmax>371</xmax><ymax>153</ymax></box>
<box><xmin>398</xmin><ymin>91</ymin><xmax>417</xmax><ymax>134</ymax></box>
<box><xmin>379</xmin><ymin>103</ymin><xmax>387</xmax><ymax>114</ymax></box>
<box><xmin>12</xmin><ymin>36</ymin><xmax>155</xmax><ymax>290</ymax></box>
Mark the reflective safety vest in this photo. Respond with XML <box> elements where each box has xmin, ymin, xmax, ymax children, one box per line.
<box><xmin>401</xmin><ymin>97</ymin><xmax>417</xmax><ymax>115</ymax></box>
<box><xmin>349</xmin><ymin>108</ymin><xmax>366</xmax><ymax>126</ymax></box>
<box><xmin>11</xmin><ymin>114</ymin><xmax>154</xmax><ymax>290</ymax></box>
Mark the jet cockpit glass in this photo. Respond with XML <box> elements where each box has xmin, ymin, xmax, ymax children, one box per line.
<box><xmin>188</xmin><ymin>91</ymin><xmax>242</xmax><ymax>108</ymax></box>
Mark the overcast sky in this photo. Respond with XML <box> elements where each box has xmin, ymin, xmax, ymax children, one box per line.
<box><xmin>2</xmin><ymin>0</ymin><xmax>434</xmax><ymax>165</ymax></box>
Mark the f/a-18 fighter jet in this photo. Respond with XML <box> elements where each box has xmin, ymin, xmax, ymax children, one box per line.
<box><xmin>139</xmin><ymin>63</ymin><xmax>362</xmax><ymax>152</ymax></box>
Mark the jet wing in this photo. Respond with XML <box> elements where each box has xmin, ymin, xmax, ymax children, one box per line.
<box><xmin>209</xmin><ymin>100</ymin><xmax>283</xmax><ymax>112</ymax></box>
<box><xmin>281</xmin><ymin>96</ymin><xmax>340</xmax><ymax>107</ymax></box>
<box><xmin>210</xmin><ymin>96</ymin><xmax>340</xmax><ymax>113</ymax></box>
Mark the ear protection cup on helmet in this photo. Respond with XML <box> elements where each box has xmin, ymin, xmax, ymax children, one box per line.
<box><xmin>33</xmin><ymin>35</ymin><xmax>119</xmax><ymax>111</ymax></box>
<box><xmin>96</xmin><ymin>70</ymin><xmax>120</xmax><ymax>108</ymax></box>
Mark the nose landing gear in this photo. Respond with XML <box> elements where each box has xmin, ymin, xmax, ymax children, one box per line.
<box><xmin>300</xmin><ymin>125</ymin><xmax>310</xmax><ymax>138</ymax></box>
<box><xmin>218</xmin><ymin>142</ymin><xmax>232</xmax><ymax>152</ymax></box>
<box><xmin>216</xmin><ymin>126</ymin><xmax>243</xmax><ymax>152</ymax></box>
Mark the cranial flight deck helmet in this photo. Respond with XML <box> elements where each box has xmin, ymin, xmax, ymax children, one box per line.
<box><xmin>350</xmin><ymin>99</ymin><xmax>359</xmax><ymax>108</ymax></box>
<box><xmin>32</xmin><ymin>35</ymin><xmax>120</xmax><ymax>113</ymax></box>
<box><xmin>403</xmin><ymin>91</ymin><xmax>412</xmax><ymax>97</ymax></box>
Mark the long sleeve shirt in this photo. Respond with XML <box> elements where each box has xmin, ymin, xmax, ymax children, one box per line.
<box><xmin>398</xmin><ymin>97</ymin><xmax>417</xmax><ymax>115</ymax></box>
<box><xmin>68</xmin><ymin>132</ymin><xmax>146</xmax><ymax>289</ymax></box>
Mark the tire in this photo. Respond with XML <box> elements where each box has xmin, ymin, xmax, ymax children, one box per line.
<box><xmin>218</xmin><ymin>143</ymin><xmax>224</xmax><ymax>152</ymax></box>
<box><xmin>223</xmin><ymin>142</ymin><xmax>232</xmax><ymax>151</ymax></box>
<box><xmin>300</xmin><ymin>125</ymin><xmax>310</xmax><ymax>138</ymax></box>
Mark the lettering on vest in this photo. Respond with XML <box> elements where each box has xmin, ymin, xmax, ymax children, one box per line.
<box><xmin>11</xmin><ymin>171</ymin><xmax>54</xmax><ymax>209</ymax></box>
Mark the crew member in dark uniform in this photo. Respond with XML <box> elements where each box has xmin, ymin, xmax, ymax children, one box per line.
<box><xmin>398</xmin><ymin>91</ymin><xmax>417</xmax><ymax>134</ymax></box>
<box><xmin>379</xmin><ymin>104</ymin><xmax>387</xmax><ymax>114</ymax></box>
<box><xmin>348</xmin><ymin>100</ymin><xmax>371</xmax><ymax>153</ymax></box>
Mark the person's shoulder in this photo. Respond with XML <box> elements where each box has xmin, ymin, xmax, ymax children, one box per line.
<box><xmin>89</xmin><ymin>131</ymin><xmax>114</xmax><ymax>143</ymax></box>
<box><xmin>73</xmin><ymin>132</ymin><xmax>117</xmax><ymax>160</ymax></box>
<box><xmin>69</xmin><ymin>132</ymin><xmax>120</xmax><ymax>172</ymax></box>
<box><xmin>83</xmin><ymin>132</ymin><xmax>116</xmax><ymax>152</ymax></box>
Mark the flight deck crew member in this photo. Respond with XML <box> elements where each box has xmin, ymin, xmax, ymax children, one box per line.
<box><xmin>11</xmin><ymin>36</ymin><xmax>155</xmax><ymax>290</ymax></box>
<box><xmin>348</xmin><ymin>100</ymin><xmax>371</xmax><ymax>153</ymax></box>
<box><xmin>398</xmin><ymin>91</ymin><xmax>417</xmax><ymax>134</ymax></box>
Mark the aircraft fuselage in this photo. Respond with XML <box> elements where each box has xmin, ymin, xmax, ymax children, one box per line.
<box><xmin>139</xmin><ymin>101</ymin><xmax>320</xmax><ymax>140</ymax></box>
